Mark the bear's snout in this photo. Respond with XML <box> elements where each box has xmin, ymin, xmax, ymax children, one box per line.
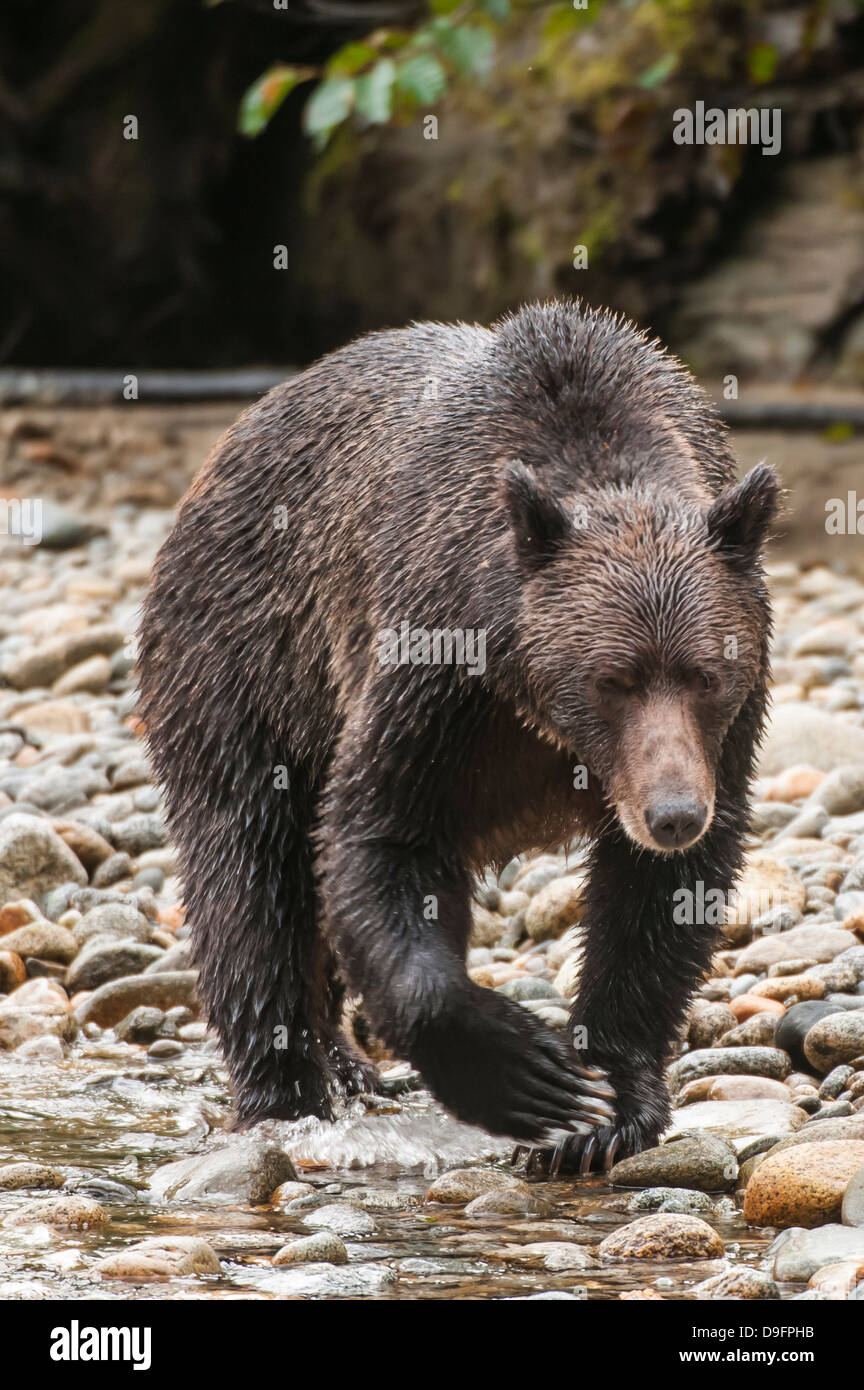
<box><xmin>644</xmin><ymin>797</ymin><xmax>708</xmax><ymax>851</ymax></box>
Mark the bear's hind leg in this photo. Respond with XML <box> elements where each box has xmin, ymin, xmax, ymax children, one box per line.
<box><xmin>177</xmin><ymin>744</ymin><xmax>336</xmax><ymax>1128</ymax></box>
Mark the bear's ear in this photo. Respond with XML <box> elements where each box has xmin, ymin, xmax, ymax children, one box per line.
<box><xmin>706</xmin><ymin>463</ymin><xmax>780</xmax><ymax>567</ymax></box>
<box><xmin>499</xmin><ymin>460</ymin><xmax>572</xmax><ymax>573</ymax></box>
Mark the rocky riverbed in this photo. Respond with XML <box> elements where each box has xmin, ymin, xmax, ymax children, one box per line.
<box><xmin>2</xmin><ymin>500</ymin><xmax>864</xmax><ymax>1300</ymax></box>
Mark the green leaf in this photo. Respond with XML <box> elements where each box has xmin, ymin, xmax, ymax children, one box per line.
<box><xmin>396</xmin><ymin>54</ymin><xmax>447</xmax><ymax>103</ymax></box>
<box><xmin>481</xmin><ymin>0</ymin><xmax>510</xmax><ymax>17</ymax></box>
<box><xmin>436</xmin><ymin>23</ymin><xmax>494</xmax><ymax>76</ymax></box>
<box><xmin>637</xmin><ymin>52</ymin><xmax>678</xmax><ymax>89</ymax></box>
<box><xmin>327</xmin><ymin>42</ymin><xmax>378</xmax><ymax>77</ymax></box>
<box><xmin>430</xmin><ymin>0</ymin><xmax>463</xmax><ymax>13</ymax></box>
<box><xmin>302</xmin><ymin>76</ymin><xmax>355</xmax><ymax>148</ymax></box>
<box><xmin>239</xmin><ymin>66</ymin><xmax>310</xmax><ymax>137</ymax></box>
<box><xmin>748</xmin><ymin>42</ymin><xmax>778</xmax><ymax>84</ymax></box>
<box><xmin>354</xmin><ymin>59</ymin><xmax>396</xmax><ymax>124</ymax></box>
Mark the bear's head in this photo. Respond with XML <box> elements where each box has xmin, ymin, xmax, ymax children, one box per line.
<box><xmin>502</xmin><ymin>460</ymin><xmax>780</xmax><ymax>854</ymax></box>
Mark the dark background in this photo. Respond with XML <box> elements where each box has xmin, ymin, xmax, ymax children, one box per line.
<box><xmin>1</xmin><ymin>0</ymin><xmax>863</xmax><ymax>377</ymax></box>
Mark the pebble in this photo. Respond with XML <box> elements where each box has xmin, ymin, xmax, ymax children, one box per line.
<box><xmin>804</xmin><ymin>1012</ymin><xmax>864</xmax><ymax>1072</ymax></box>
<box><xmin>743</xmin><ymin>1140</ymin><xmax>864</xmax><ymax>1228</ymax></box>
<box><xmin>3</xmin><ymin>1196</ymin><xmax>108</xmax><ymax>1230</ymax></box>
<box><xmin>73</xmin><ymin>970</ymin><xmax>198</xmax><ymax>1028</ymax></box>
<box><xmin>0</xmin><ymin>1163</ymin><xmax>65</xmax><ymax>1190</ymax></box>
<box><xmin>690</xmin><ymin>1267</ymin><xmax>780</xmax><ymax>1300</ymax></box>
<box><xmin>627</xmin><ymin>1188</ymin><xmax>715</xmax><ymax>1215</ymax></box>
<box><xmin>425</xmin><ymin>1169</ymin><xmax>527</xmax><ymax>1205</ymax></box>
<box><xmin>272</xmin><ymin>1233</ymin><xmax>348</xmax><ymax>1265</ymax></box>
<box><xmin>771</xmin><ymin>1224</ymin><xmax>864</xmax><ymax>1282</ymax></box>
<box><xmin>598</xmin><ymin>1214</ymin><xmax>723</xmax><ymax>1261</ymax></box>
<box><xmin>665</xmin><ymin>1100</ymin><xmax>806</xmax><ymax>1155</ymax></box>
<box><xmin>841</xmin><ymin>1164</ymin><xmax>864</xmax><ymax>1226</ymax></box>
<box><xmin>301</xmin><ymin>1203</ymin><xmax>375</xmax><ymax>1236</ymax></box>
<box><xmin>148</xmin><ymin>1139</ymin><xmax>297</xmax><ymax>1205</ymax></box>
<box><xmin>522</xmin><ymin>875</ymin><xmax>584</xmax><ymax>941</ymax></box>
<box><xmin>668</xmin><ymin>1047</ymin><xmax>790</xmax><ymax>1094</ymax></box>
<box><xmin>97</xmin><ymin>1236</ymin><xmax>220</xmax><ymax>1280</ymax></box>
<box><xmin>609</xmin><ymin>1133</ymin><xmax>738</xmax><ymax>1192</ymax></box>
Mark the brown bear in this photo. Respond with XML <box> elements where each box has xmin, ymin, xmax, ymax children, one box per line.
<box><xmin>138</xmin><ymin>299</ymin><xmax>778</xmax><ymax>1174</ymax></box>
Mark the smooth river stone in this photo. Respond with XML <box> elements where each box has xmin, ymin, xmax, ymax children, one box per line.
<box><xmin>598</xmin><ymin>1214</ymin><xmax>723</xmax><ymax>1261</ymax></box>
<box><xmin>842</xmin><ymin>1164</ymin><xmax>864</xmax><ymax>1227</ymax></box>
<box><xmin>608</xmin><ymin>1133</ymin><xmax>738</xmax><ymax>1192</ymax></box>
<box><xmin>743</xmin><ymin>1140</ymin><xmax>864</xmax><ymax>1229</ymax></box>
<box><xmin>735</xmin><ymin>924</ymin><xmax>854</xmax><ymax>976</ymax></box>
<box><xmin>667</xmin><ymin>1047</ymin><xmax>790</xmax><ymax>1094</ymax></box>
<box><xmin>804</xmin><ymin>1012</ymin><xmax>864</xmax><ymax>1072</ymax></box>
<box><xmin>771</xmin><ymin>1224</ymin><xmax>864</xmax><ymax>1282</ymax></box>
<box><xmin>664</xmin><ymin>1100</ymin><xmax>806</xmax><ymax>1155</ymax></box>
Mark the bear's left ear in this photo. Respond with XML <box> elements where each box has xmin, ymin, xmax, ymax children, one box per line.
<box><xmin>499</xmin><ymin>460</ymin><xmax>573</xmax><ymax>574</ymax></box>
<box><xmin>706</xmin><ymin>463</ymin><xmax>780</xmax><ymax>566</ymax></box>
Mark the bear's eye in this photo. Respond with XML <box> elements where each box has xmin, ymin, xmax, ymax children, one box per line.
<box><xmin>595</xmin><ymin>672</ymin><xmax>635</xmax><ymax>696</ymax></box>
<box><xmin>693</xmin><ymin>669</ymin><xmax>720</xmax><ymax>695</ymax></box>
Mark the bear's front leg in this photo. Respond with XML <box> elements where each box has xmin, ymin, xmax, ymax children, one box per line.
<box><xmin>520</xmin><ymin>821</ymin><xmax>740</xmax><ymax>1178</ymax></box>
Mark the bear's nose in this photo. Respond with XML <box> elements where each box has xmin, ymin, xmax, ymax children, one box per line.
<box><xmin>645</xmin><ymin>798</ymin><xmax>707</xmax><ymax>849</ymax></box>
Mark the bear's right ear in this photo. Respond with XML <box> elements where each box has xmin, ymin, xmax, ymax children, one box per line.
<box><xmin>499</xmin><ymin>460</ymin><xmax>572</xmax><ymax>574</ymax></box>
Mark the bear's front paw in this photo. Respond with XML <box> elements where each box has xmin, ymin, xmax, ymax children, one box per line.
<box><xmin>514</xmin><ymin>1074</ymin><xmax>669</xmax><ymax>1178</ymax></box>
<box><xmin>410</xmin><ymin>987</ymin><xmax>617</xmax><ymax>1142</ymax></box>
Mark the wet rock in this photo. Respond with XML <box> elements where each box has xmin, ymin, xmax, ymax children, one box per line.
<box><xmin>0</xmin><ymin>815</ymin><xmax>86</xmax><ymax>907</ymax></box>
<box><xmin>70</xmin><ymin>902</ymin><xmax>153</xmax><ymax>947</ymax></box>
<box><xmin>668</xmin><ymin>1047</ymin><xmax>790</xmax><ymax>1094</ymax></box>
<box><xmin>523</xmin><ymin>875</ymin><xmax>584</xmax><ymax>942</ymax></box>
<box><xmin>720</xmin><ymin>1016</ymin><xmax>781</xmax><ymax>1048</ymax></box>
<box><xmin>688</xmin><ymin>1001</ymin><xmax>737</xmax><ymax>1049</ymax></box>
<box><xmin>0</xmin><ymin>918</ymin><xmax>78</xmax><ymax>964</ymax></box>
<box><xmin>114</xmin><ymin>1006</ymin><xmax>165</xmax><ymax>1043</ymax></box>
<box><xmin>426</xmin><ymin>1168</ymin><xmax>527</xmax><ymax>1205</ymax></box>
<box><xmin>0</xmin><ymin>1162</ymin><xmax>65</xmax><ymax>1190</ymax></box>
<box><xmin>735</xmin><ymin>924</ymin><xmax>853</xmax><ymax>977</ymax></box>
<box><xmin>1</xmin><ymin>625</ymin><xmax>123</xmax><ymax>690</ymax></box>
<box><xmin>665</xmin><ymin>1100</ymin><xmax>806</xmax><ymax>1155</ymax></box>
<box><xmin>97</xmin><ymin>1236</ymin><xmax>220</xmax><ymax>1280</ymax></box>
<box><xmin>759</xmin><ymin>705</ymin><xmax>864</xmax><ymax>776</ymax></box>
<box><xmin>51</xmin><ymin>820</ymin><xmax>115</xmax><ymax>872</ymax></box>
<box><xmin>144</xmin><ymin>939</ymin><xmax>192</xmax><ymax>973</ymax></box>
<box><xmin>609</xmin><ymin>1132</ymin><xmax>738</xmax><ymax>1192</ymax></box>
<box><xmin>0</xmin><ymin>1004</ymin><xmax>75</xmax><ymax>1050</ymax></box>
<box><xmin>149</xmin><ymin>1138</ymin><xmax>297</xmax><ymax>1206</ymax></box>
<box><xmin>775</xmin><ymin>1001</ymin><xmax>846</xmax><ymax>1070</ymax></box>
<box><xmin>73</xmin><ymin>971</ymin><xmax>198</xmax><ymax>1028</ymax></box>
<box><xmin>52</xmin><ymin>655</ymin><xmax>112</xmax><ymax>696</ymax></box>
<box><xmin>691</xmin><ymin>1267</ymin><xmax>780</xmax><ymax>1299</ymax></box>
<box><xmin>91</xmin><ymin>851</ymin><xmax>134</xmax><ymax>887</ymax></box>
<box><xmin>598</xmin><ymin>1214</ymin><xmax>724</xmax><ymax>1261</ymax></box>
<box><xmin>842</xmin><ymin>1164</ymin><xmax>864</xmax><ymax>1226</ymax></box>
<box><xmin>770</xmin><ymin>1116</ymin><xmax>864</xmax><ymax>1153</ymax></box>
<box><xmin>804</xmin><ymin>1012</ymin><xmax>864</xmax><ymax>1072</ymax></box>
<box><xmin>109</xmin><ymin>814</ymin><xmax>167</xmax><ymax>857</ymax></box>
<box><xmin>148</xmin><ymin>1038</ymin><xmax>183</xmax><ymax>1058</ymax></box>
<box><xmin>502</xmin><ymin>1241</ymin><xmax>595</xmax><ymax>1270</ymax></box>
<box><xmin>252</xmin><ymin>1262</ymin><xmax>396</xmax><ymax>1297</ymax></box>
<box><xmin>66</xmin><ymin>940</ymin><xmax>164</xmax><ymax>992</ymax></box>
<box><xmin>3</xmin><ymin>1195</ymin><xmax>108</xmax><ymax>1230</ymax></box>
<box><xmin>806</xmin><ymin>1260</ymin><xmax>864</xmax><ymax>1298</ymax></box>
<box><xmin>810</xmin><ymin>766</ymin><xmax>864</xmax><ymax>817</ymax></box>
<box><xmin>272</xmin><ymin>1232</ymin><xmax>348</xmax><ymax>1265</ymax></box>
<box><xmin>771</xmin><ymin>1224</ymin><xmax>864</xmax><ymax>1282</ymax></box>
<box><xmin>271</xmin><ymin>1181</ymin><xmax>313</xmax><ymax>1206</ymax></box>
<box><xmin>465</xmin><ymin>1188</ymin><xmax>551</xmax><ymax>1216</ymax></box>
<box><xmin>302</xmin><ymin>1203</ymin><xmax>375</xmax><ymax>1236</ymax></box>
<box><xmin>686</xmin><ymin>1076</ymin><xmax>791</xmax><ymax>1104</ymax></box>
<box><xmin>820</xmin><ymin>1065</ymin><xmax>855</xmax><ymax>1099</ymax></box>
<box><xmin>0</xmin><ymin>949</ymin><xmax>26</xmax><ymax>992</ymax></box>
<box><xmin>627</xmin><ymin>1188</ymin><xmax>715</xmax><ymax>1215</ymax></box>
<box><xmin>743</xmin><ymin>1140</ymin><xmax>864</xmax><ymax>1228</ymax></box>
